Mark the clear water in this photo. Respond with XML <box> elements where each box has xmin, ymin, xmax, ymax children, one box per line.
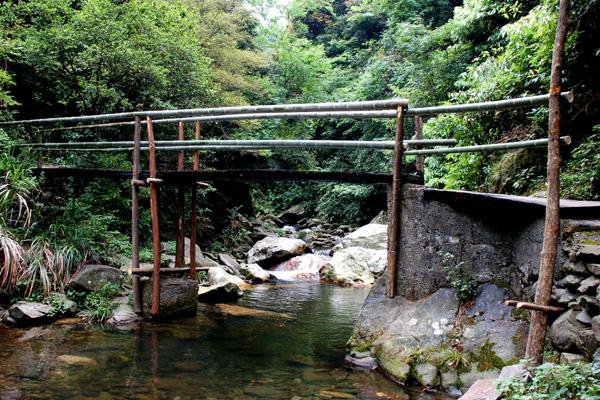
<box><xmin>0</xmin><ymin>283</ymin><xmax>451</xmax><ymax>399</ymax></box>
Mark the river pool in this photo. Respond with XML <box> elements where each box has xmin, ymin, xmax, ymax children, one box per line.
<box><xmin>0</xmin><ymin>282</ymin><xmax>451</xmax><ymax>399</ymax></box>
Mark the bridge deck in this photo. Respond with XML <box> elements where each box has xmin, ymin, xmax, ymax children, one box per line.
<box><xmin>425</xmin><ymin>188</ymin><xmax>600</xmax><ymax>219</ymax></box>
<box><xmin>34</xmin><ymin>166</ymin><xmax>424</xmax><ymax>185</ymax></box>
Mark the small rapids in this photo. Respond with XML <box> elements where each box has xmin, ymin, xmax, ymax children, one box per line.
<box><xmin>269</xmin><ymin>253</ymin><xmax>331</xmax><ymax>281</ymax></box>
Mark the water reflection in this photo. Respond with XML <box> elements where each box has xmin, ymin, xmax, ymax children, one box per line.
<box><xmin>0</xmin><ymin>283</ymin><xmax>451</xmax><ymax>399</ymax></box>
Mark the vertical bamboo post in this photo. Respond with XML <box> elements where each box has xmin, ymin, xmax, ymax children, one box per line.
<box><xmin>175</xmin><ymin>122</ymin><xmax>185</xmax><ymax>269</ymax></box>
<box><xmin>525</xmin><ymin>0</ymin><xmax>569</xmax><ymax>366</ymax></box>
<box><xmin>36</xmin><ymin>130</ymin><xmax>43</xmax><ymax>168</ymax></box>
<box><xmin>386</xmin><ymin>106</ymin><xmax>405</xmax><ymax>298</ymax></box>
<box><xmin>189</xmin><ymin>121</ymin><xmax>201</xmax><ymax>280</ymax></box>
<box><xmin>131</xmin><ymin>116</ymin><xmax>142</xmax><ymax>314</ymax></box>
<box><xmin>147</xmin><ymin>116</ymin><xmax>161</xmax><ymax>319</ymax></box>
<box><xmin>415</xmin><ymin>116</ymin><xmax>424</xmax><ymax>174</ymax></box>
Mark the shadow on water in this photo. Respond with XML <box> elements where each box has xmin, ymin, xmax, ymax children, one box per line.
<box><xmin>0</xmin><ymin>282</ymin><xmax>452</xmax><ymax>399</ymax></box>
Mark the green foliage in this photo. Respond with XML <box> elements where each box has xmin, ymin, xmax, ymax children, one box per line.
<box><xmin>83</xmin><ymin>282</ymin><xmax>122</xmax><ymax>322</ymax></box>
<box><xmin>474</xmin><ymin>339</ymin><xmax>505</xmax><ymax>371</ymax></box>
<box><xmin>46</xmin><ymin>293</ymin><xmax>69</xmax><ymax>317</ymax></box>
<box><xmin>441</xmin><ymin>252</ymin><xmax>478</xmax><ymax>301</ymax></box>
<box><xmin>497</xmin><ymin>362</ymin><xmax>600</xmax><ymax>400</ymax></box>
<box><xmin>561</xmin><ymin>128</ymin><xmax>600</xmax><ymax>200</ymax></box>
<box><xmin>438</xmin><ymin>347</ymin><xmax>472</xmax><ymax>373</ymax></box>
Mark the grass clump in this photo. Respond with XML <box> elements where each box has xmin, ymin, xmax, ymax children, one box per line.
<box><xmin>441</xmin><ymin>252</ymin><xmax>478</xmax><ymax>301</ymax></box>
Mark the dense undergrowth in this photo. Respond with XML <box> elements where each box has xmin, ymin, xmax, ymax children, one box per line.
<box><xmin>0</xmin><ymin>0</ymin><xmax>599</xmax><ymax>297</ymax></box>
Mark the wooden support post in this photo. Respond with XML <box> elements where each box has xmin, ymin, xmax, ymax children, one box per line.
<box><xmin>386</xmin><ymin>106</ymin><xmax>405</xmax><ymax>298</ymax></box>
<box><xmin>175</xmin><ymin>121</ymin><xmax>185</xmax><ymax>269</ymax></box>
<box><xmin>525</xmin><ymin>0</ymin><xmax>569</xmax><ymax>366</ymax></box>
<box><xmin>189</xmin><ymin>121</ymin><xmax>201</xmax><ymax>280</ymax></box>
<box><xmin>147</xmin><ymin>116</ymin><xmax>161</xmax><ymax>319</ymax></box>
<box><xmin>504</xmin><ymin>300</ymin><xmax>564</xmax><ymax>313</ymax></box>
<box><xmin>131</xmin><ymin>116</ymin><xmax>143</xmax><ymax>314</ymax></box>
<box><xmin>415</xmin><ymin>116</ymin><xmax>424</xmax><ymax>174</ymax></box>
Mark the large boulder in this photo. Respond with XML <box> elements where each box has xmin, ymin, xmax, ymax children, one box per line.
<box><xmin>69</xmin><ymin>264</ymin><xmax>123</xmax><ymax>292</ymax></box>
<box><xmin>7</xmin><ymin>302</ymin><xmax>53</xmax><ymax>325</ymax></box>
<box><xmin>271</xmin><ymin>254</ymin><xmax>331</xmax><ymax>281</ymax></box>
<box><xmin>142</xmin><ymin>277</ymin><xmax>198</xmax><ymax>319</ymax></box>
<box><xmin>219</xmin><ymin>253</ymin><xmax>242</xmax><ymax>274</ymax></box>
<box><xmin>339</xmin><ymin>224</ymin><xmax>387</xmax><ymax>250</ymax></box>
<box><xmin>247</xmin><ymin>237</ymin><xmax>308</xmax><ymax>267</ymax></box>
<box><xmin>198</xmin><ymin>282</ymin><xmax>243</xmax><ymax>303</ymax></box>
<box><xmin>107</xmin><ymin>303</ymin><xmax>142</xmax><ymax>330</ymax></box>
<box><xmin>240</xmin><ymin>263</ymin><xmax>270</xmax><ymax>283</ymax></box>
<box><xmin>208</xmin><ymin>266</ymin><xmax>249</xmax><ymax>289</ymax></box>
<box><xmin>549</xmin><ymin>309</ymin><xmax>588</xmax><ymax>353</ymax></box>
<box><xmin>164</xmin><ymin>238</ymin><xmax>221</xmax><ymax>270</ymax></box>
<box><xmin>321</xmin><ymin>247</ymin><xmax>386</xmax><ymax>287</ymax></box>
<box><xmin>278</xmin><ymin>203</ymin><xmax>305</xmax><ymax>225</ymax></box>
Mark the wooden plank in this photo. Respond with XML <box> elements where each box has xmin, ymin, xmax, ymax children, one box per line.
<box><xmin>387</xmin><ymin>106</ymin><xmax>405</xmax><ymax>298</ymax></box>
<box><xmin>504</xmin><ymin>300</ymin><xmax>564</xmax><ymax>313</ymax></box>
<box><xmin>130</xmin><ymin>266</ymin><xmax>210</xmax><ymax>276</ymax></box>
<box><xmin>131</xmin><ymin>116</ymin><xmax>142</xmax><ymax>314</ymax></box>
<box><xmin>147</xmin><ymin>116</ymin><xmax>161</xmax><ymax>319</ymax></box>
<box><xmin>526</xmin><ymin>0</ymin><xmax>570</xmax><ymax>366</ymax></box>
<box><xmin>34</xmin><ymin>167</ymin><xmax>421</xmax><ymax>185</ymax></box>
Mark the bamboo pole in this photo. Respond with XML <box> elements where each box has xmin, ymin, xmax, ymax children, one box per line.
<box><xmin>131</xmin><ymin>117</ymin><xmax>142</xmax><ymax>315</ymax></box>
<box><xmin>175</xmin><ymin>122</ymin><xmax>185</xmax><ymax>269</ymax></box>
<box><xmin>189</xmin><ymin>121</ymin><xmax>201</xmax><ymax>280</ymax></box>
<box><xmin>387</xmin><ymin>106</ymin><xmax>404</xmax><ymax>298</ymax></box>
<box><xmin>415</xmin><ymin>116</ymin><xmax>424</xmax><ymax>174</ymax></box>
<box><xmin>526</xmin><ymin>0</ymin><xmax>569</xmax><ymax>366</ymax></box>
<box><xmin>19</xmin><ymin>138</ymin><xmax>457</xmax><ymax>149</ymax></box>
<box><xmin>0</xmin><ymin>99</ymin><xmax>408</xmax><ymax>125</ymax></box>
<box><xmin>406</xmin><ymin>91</ymin><xmax>573</xmax><ymax>116</ymax></box>
<box><xmin>33</xmin><ymin>137</ymin><xmax>570</xmax><ymax>155</ymax></box>
<box><xmin>147</xmin><ymin>116</ymin><xmax>161</xmax><ymax>319</ymax></box>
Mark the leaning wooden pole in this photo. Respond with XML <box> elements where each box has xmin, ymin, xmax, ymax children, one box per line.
<box><xmin>189</xmin><ymin>121</ymin><xmax>201</xmax><ymax>280</ymax></box>
<box><xmin>147</xmin><ymin>116</ymin><xmax>161</xmax><ymax>318</ymax></box>
<box><xmin>525</xmin><ymin>0</ymin><xmax>569</xmax><ymax>365</ymax></box>
<box><xmin>131</xmin><ymin>117</ymin><xmax>143</xmax><ymax>314</ymax></box>
<box><xmin>175</xmin><ymin>122</ymin><xmax>185</xmax><ymax>269</ymax></box>
<box><xmin>386</xmin><ymin>106</ymin><xmax>405</xmax><ymax>298</ymax></box>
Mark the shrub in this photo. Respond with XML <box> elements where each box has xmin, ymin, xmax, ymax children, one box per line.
<box><xmin>497</xmin><ymin>362</ymin><xmax>600</xmax><ymax>400</ymax></box>
<box><xmin>441</xmin><ymin>252</ymin><xmax>478</xmax><ymax>301</ymax></box>
<box><xmin>82</xmin><ymin>282</ymin><xmax>122</xmax><ymax>322</ymax></box>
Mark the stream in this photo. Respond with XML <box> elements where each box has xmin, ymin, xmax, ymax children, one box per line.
<box><xmin>0</xmin><ymin>282</ymin><xmax>451</xmax><ymax>399</ymax></box>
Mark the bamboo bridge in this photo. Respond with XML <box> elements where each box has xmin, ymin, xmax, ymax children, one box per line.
<box><xmin>1</xmin><ymin>91</ymin><xmax>586</xmax><ymax>365</ymax></box>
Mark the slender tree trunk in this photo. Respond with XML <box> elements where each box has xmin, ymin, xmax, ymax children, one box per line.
<box><xmin>525</xmin><ymin>0</ymin><xmax>569</xmax><ymax>366</ymax></box>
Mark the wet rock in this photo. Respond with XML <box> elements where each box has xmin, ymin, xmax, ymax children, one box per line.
<box><xmin>416</xmin><ymin>363</ymin><xmax>438</xmax><ymax>386</ymax></box>
<box><xmin>458</xmin><ymin>378</ymin><xmax>498</xmax><ymax>400</ymax></box>
<box><xmin>142</xmin><ymin>277</ymin><xmax>198</xmax><ymax>319</ymax></box>
<box><xmin>578</xmin><ymin>276</ymin><xmax>600</xmax><ymax>294</ymax></box>
<box><xmin>552</xmin><ymin>288</ymin><xmax>576</xmax><ymax>306</ymax></box>
<box><xmin>593</xmin><ymin>316</ymin><xmax>600</xmax><ymax>342</ymax></box>
<box><xmin>208</xmin><ymin>266</ymin><xmax>248</xmax><ymax>289</ymax></box>
<box><xmin>57</xmin><ymin>354</ymin><xmax>97</xmax><ymax>366</ymax></box>
<box><xmin>549</xmin><ymin>309</ymin><xmax>587</xmax><ymax>353</ymax></box>
<box><xmin>578</xmin><ymin>329</ymin><xmax>598</xmax><ymax>356</ymax></box>
<box><xmin>448</xmin><ymin>386</ymin><xmax>463</xmax><ymax>398</ymax></box>
<box><xmin>247</xmin><ymin>236</ymin><xmax>308</xmax><ymax>267</ymax></box>
<box><xmin>319</xmin><ymin>390</ymin><xmax>356</xmax><ymax>399</ymax></box>
<box><xmin>559</xmin><ymin>274</ymin><xmax>584</xmax><ymax>290</ymax></box>
<box><xmin>107</xmin><ymin>303</ymin><xmax>142</xmax><ymax>329</ymax></box>
<box><xmin>588</xmin><ymin>263</ymin><xmax>600</xmax><ymax>276</ymax></box>
<box><xmin>576</xmin><ymin>309</ymin><xmax>593</xmax><ymax>325</ymax></box>
<box><xmin>278</xmin><ymin>203</ymin><xmax>305</xmax><ymax>225</ymax></box>
<box><xmin>339</xmin><ymin>224</ymin><xmax>387</xmax><ymax>250</ymax></box>
<box><xmin>560</xmin><ymin>352</ymin><xmax>586</xmax><ymax>364</ymax></box>
<box><xmin>212</xmin><ymin>303</ymin><xmax>291</xmax><ymax>319</ymax></box>
<box><xmin>197</xmin><ymin>282</ymin><xmax>243</xmax><ymax>303</ymax></box>
<box><xmin>579</xmin><ymin>245</ymin><xmax>600</xmax><ymax>258</ymax></box>
<box><xmin>69</xmin><ymin>264</ymin><xmax>123</xmax><ymax>292</ymax></box>
<box><xmin>369</xmin><ymin>210</ymin><xmax>388</xmax><ymax>225</ymax></box>
<box><xmin>321</xmin><ymin>247</ymin><xmax>386</xmax><ymax>287</ymax></box>
<box><xmin>218</xmin><ymin>253</ymin><xmax>241</xmax><ymax>274</ymax></box>
<box><xmin>240</xmin><ymin>263</ymin><xmax>270</xmax><ymax>282</ymax></box>
<box><xmin>7</xmin><ymin>302</ymin><xmax>53</xmax><ymax>325</ymax></box>
<box><xmin>344</xmin><ymin>355</ymin><xmax>376</xmax><ymax>370</ymax></box>
<box><xmin>271</xmin><ymin>254</ymin><xmax>331</xmax><ymax>281</ymax></box>
<box><xmin>562</xmin><ymin>261</ymin><xmax>587</xmax><ymax>274</ymax></box>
